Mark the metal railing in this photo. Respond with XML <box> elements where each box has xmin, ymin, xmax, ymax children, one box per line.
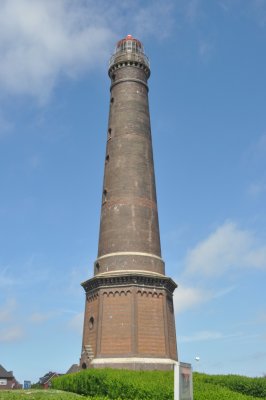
<box><xmin>109</xmin><ymin>50</ymin><xmax>150</xmax><ymax>68</ymax></box>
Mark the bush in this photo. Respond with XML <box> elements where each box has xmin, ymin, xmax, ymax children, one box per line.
<box><xmin>194</xmin><ymin>379</ymin><xmax>264</xmax><ymax>400</ymax></box>
<box><xmin>53</xmin><ymin>369</ymin><xmax>266</xmax><ymax>400</ymax></box>
<box><xmin>196</xmin><ymin>373</ymin><xmax>266</xmax><ymax>398</ymax></box>
<box><xmin>52</xmin><ymin>369</ymin><xmax>174</xmax><ymax>400</ymax></box>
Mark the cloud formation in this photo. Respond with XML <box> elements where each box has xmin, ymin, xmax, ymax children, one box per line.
<box><xmin>179</xmin><ymin>330</ymin><xmax>242</xmax><ymax>343</ymax></box>
<box><xmin>174</xmin><ymin>283</ymin><xmax>235</xmax><ymax>314</ymax></box>
<box><xmin>0</xmin><ymin>299</ymin><xmax>25</xmax><ymax>343</ymax></box>
<box><xmin>0</xmin><ymin>0</ymin><xmax>114</xmax><ymax>101</ymax></box>
<box><xmin>29</xmin><ymin>311</ymin><xmax>56</xmax><ymax>324</ymax></box>
<box><xmin>0</xmin><ymin>326</ymin><xmax>25</xmax><ymax>343</ymax></box>
<box><xmin>174</xmin><ymin>284</ymin><xmax>211</xmax><ymax>314</ymax></box>
<box><xmin>248</xmin><ymin>181</ymin><xmax>266</xmax><ymax>197</ymax></box>
<box><xmin>0</xmin><ymin>0</ymin><xmax>174</xmax><ymax>101</ymax></box>
<box><xmin>184</xmin><ymin>221</ymin><xmax>266</xmax><ymax>277</ymax></box>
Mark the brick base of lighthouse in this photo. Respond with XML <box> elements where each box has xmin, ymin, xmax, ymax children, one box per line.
<box><xmin>80</xmin><ymin>272</ymin><xmax>178</xmax><ymax>370</ymax></box>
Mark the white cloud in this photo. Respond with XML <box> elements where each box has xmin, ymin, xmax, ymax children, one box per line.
<box><xmin>198</xmin><ymin>39</ymin><xmax>212</xmax><ymax>59</ymax></box>
<box><xmin>213</xmin><ymin>285</ymin><xmax>236</xmax><ymax>299</ymax></box>
<box><xmin>0</xmin><ymin>326</ymin><xmax>25</xmax><ymax>343</ymax></box>
<box><xmin>0</xmin><ymin>299</ymin><xmax>17</xmax><ymax>322</ymax></box>
<box><xmin>0</xmin><ymin>266</ymin><xmax>17</xmax><ymax>287</ymax></box>
<box><xmin>174</xmin><ymin>284</ymin><xmax>211</xmax><ymax>314</ymax></box>
<box><xmin>179</xmin><ymin>330</ymin><xmax>242</xmax><ymax>343</ymax></box>
<box><xmin>68</xmin><ymin>312</ymin><xmax>84</xmax><ymax>334</ymax></box>
<box><xmin>0</xmin><ymin>299</ymin><xmax>25</xmax><ymax>342</ymax></box>
<box><xmin>29</xmin><ymin>311</ymin><xmax>55</xmax><ymax>323</ymax></box>
<box><xmin>0</xmin><ymin>0</ymin><xmax>114</xmax><ymax>101</ymax></box>
<box><xmin>184</xmin><ymin>221</ymin><xmax>266</xmax><ymax>277</ymax></box>
<box><xmin>174</xmin><ymin>283</ymin><xmax>235</xmax><ymax>314</ymax></box>
<box><xmin>248</xmin><ymin>181</ymin><xmax>266</xmax><ymax>197</ymax></box>
<box><xmin>0</xmin><ymin>0</ymin><xmax>174</xmax><ymax>102</ymax></box>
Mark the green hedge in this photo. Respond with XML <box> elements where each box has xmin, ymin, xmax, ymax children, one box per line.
<box><xmin>194</xmin><ymin>380</ymin><xmax>264</xmax><ymax>400</ymax></box>
<box><xmin>195</xmin><ymin>373</ymin><xmax>266</xmax><ymax>398</ymax></box>
<box><xmin>52</xmin><ymin>369</ymin><xmax>173</xmax><ymax>400</ymax></box>
<box><xmin>52</xmin><ymin>369</ymin><xmax>266</xmax><ymax>400</ymax></box>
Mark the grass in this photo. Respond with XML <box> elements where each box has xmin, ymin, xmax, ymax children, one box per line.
<box><xmin>0</xmin><ymin>389</ymin><xmax>108</xmax><ymax>400</ymax></box>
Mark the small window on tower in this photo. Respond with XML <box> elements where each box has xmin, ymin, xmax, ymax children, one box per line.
<box><xmin>112</xmin><ymin>73</ymin><xmax>116</xmax><ymax>81</ymax></box>
<box><xmin>108</xmin><ymin>128</ymin><xmax>112</xmax><ymax>139</ymax></box>
<box><xmin>110</xmin><ymin>97</ymin><xmax>114</xmax><ymax>104</ymax></box>
<box><xmin>103</xmin><ymin>189</ymin><xmax>107</xmax><ymax>203</ymax></box>
<box><xmin>95</xmin><ymin>262</ymin><xmax>100</xmax><ymax>272</ymax></box>
<box><xmin>105</xmin><ymin>154</ymin><xmax>110</xmax><ymax>163</ymax></box>
<box><xmin>89</xmin><ymin>317</ymin><xmax>94</xmax><ymax>330</ymax></box>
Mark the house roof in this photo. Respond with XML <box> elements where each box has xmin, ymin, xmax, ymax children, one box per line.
<box><xmin>39</xmin><ymin>372</ymin><xmax>61</xmax><ymax>384</ymax></box>
<box><xmin>0</xmin><ymin>365</ymin><xmax>14</xmax><ymax>378</ymax></box>
<box><xmin>66</xmin><ymin>364</ymin><xmax>80</xmax><ymax>374</ymax></box>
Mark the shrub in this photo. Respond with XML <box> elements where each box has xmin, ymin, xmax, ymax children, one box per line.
<box><xmin>195</xmin><ymin>373</ymin><xmax>266</xmax><ymax>398</ymax></box>
<box><xmin>52</xmin><ymin>369</ymin><xmax>174</xmax><ymax>400</ymax></box>
<box><xmin>53</xmin><ymin>369</ymin><xmax>266</xmax><ymax>400</ymax></box>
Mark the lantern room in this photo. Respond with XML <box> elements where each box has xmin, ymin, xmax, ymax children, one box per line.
<box><xmin>115</xmin><ymin>34</ymin><xmax>144</xmax><ymax>54</ymax></box>
<box><xmin>109</xmin><ymin>34</ymin><xmax>150</xmax><ymax>70</ymax></box>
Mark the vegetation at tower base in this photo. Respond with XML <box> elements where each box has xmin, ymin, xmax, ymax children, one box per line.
<box><xmin>0</xmin><ymin>390</ymin><xmax>108</xmax><ymax>399</ymax></box>
<box><xmin>195</xmin><ymin>373</ymin><xmax>266</xmax><ymax>398</ymax></box>
<box><xmin>0</xmin><ymin>374</ymin><xmax>265</xmax><ymax>400</ymax></box>
<box><xmin>52</xmin><ymin>369</ymin><xmax>173</xmax><ymax>400</ymax></box>
<box><xmin>193</xmin><ymin>373</ymin><xmax>266</xmax><ymax>399</ymax></box>
<box><xmin>51</xmin><ymin>369</ymin><xmax>266</xmax><ymax>400</ymax></box>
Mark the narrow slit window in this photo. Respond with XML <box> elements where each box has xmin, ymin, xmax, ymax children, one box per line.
<box><xmin>103</xmin><ymin>189</ymin><xmax>107</xmax><ymax>203</ymax></box>
<box><xmin>95</xmin><ymin>262</ymin><xmax>100</xmax><ymax>272</ymax></box>
<box><xmin>108</xmin><ymin>128</ymin><xmax>112</xmax><ymax>139</ymax></box>
<box><xmin>89</xmin><ymin>317</ymin><xmax>94</xmax><ymax>330</ymax></box>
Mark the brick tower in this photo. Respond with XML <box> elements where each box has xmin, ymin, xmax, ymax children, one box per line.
<box><xmin>80</xmin><ymin>35</ymin><xmax>178</xmax><ymax>370</ymax></box>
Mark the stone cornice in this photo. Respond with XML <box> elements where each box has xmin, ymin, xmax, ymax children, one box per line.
<box><xmin>81</xmin><ymin>273</ymin><xmax>177</xmax><ymax>294</ymax></box>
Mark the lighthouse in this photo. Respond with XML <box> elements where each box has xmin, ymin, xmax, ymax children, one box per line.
<box><xmin>80</xmin><ymin>35</ymin><xmax>178</xmax><ymax>370</ymax></box>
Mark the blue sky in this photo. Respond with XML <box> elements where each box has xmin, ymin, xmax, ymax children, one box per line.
<box><xmin>0</xmin><ymin>0</ymin><xmax>266</xmax><ymax>383</ymax></box>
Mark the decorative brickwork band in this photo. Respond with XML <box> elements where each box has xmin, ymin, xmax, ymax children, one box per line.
<box><xmin>82</xmin><ymin>273</ymin><xmax>177</xmax><ymax>295</ymax></box>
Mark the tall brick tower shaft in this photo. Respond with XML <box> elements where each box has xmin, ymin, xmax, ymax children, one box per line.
<box><xmin>80</xmin><ymin>35</ymin><xmax>178</xmax><ymax>370</ymax></box>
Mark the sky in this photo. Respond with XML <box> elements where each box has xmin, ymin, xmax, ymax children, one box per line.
<box><xmin>0</xmin><ymin>0</ymin><xmax>266</xmax><ymax>383</ymax></box>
